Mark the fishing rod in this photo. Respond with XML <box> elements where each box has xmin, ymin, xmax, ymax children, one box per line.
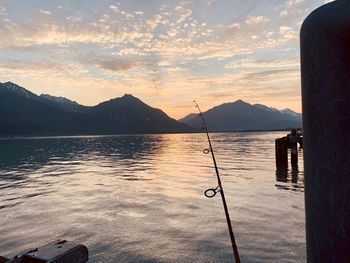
<box><xmin>194</xmin><ymin>101</ymin><xmax>241</xmax><ymax>263</ymax></box>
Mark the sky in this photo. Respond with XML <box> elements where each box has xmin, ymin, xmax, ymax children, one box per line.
<box><xmin>0</xmin><ymin>0</ymin><xmax>333</xmax><ymax>119</ymax></box>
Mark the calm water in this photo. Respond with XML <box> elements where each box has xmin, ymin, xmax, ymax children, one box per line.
<box><xmin>0</xmin><ymin>132</ymin><xmax>305</xmax><ymax>262</ymax></box>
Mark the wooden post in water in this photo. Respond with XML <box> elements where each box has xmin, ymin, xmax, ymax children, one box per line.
<box><xmin>275</xmin><ymin>137</ymin><xmax>288</xmax><ymax>168</ymax></box>
<box><xmin>301</xmin><ymin>1</ymin><xmax>350</xmax><ymax>262</ymax></box>
<box><xmin>290</xmin><ymin>147</ymin><xmax>298</xmax><ymax>166</ymax></box>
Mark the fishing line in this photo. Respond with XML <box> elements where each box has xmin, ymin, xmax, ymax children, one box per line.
<box><xmin>194</xmin><ymin>101</ymin><xmax>241</xmax><ymax>263</ymax></box>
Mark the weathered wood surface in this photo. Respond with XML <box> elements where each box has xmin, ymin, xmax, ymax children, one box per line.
<box><xmin>275</xmin><ymin>137</ymin><xmax>288</xmax><ymax>168</ymax></box>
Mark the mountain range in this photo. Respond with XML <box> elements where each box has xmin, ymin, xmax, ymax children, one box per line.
<box><xmin>0</xmin><ymin>81</ymin><xmax>302</xmax><ymax>136</ymax></box>
<box><xmin>178</xmin><ymin>100</ymin><xmax>302</xmax><ymax>131</ymax></box>
<box><xmin>0</xmin><ymin>81</ymin><xmax>192</xmax><ymax>136</ymax></box>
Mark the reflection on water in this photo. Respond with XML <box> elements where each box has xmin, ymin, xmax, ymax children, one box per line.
<box><xmin>275</xmin><ymin>164</ymin><xmax>304</xmax><ymax>192</ymax></box>
<box><xmin>0</xmin><ymin>132</ymin><xmax>305</xmax><ymax>262</ymax></box>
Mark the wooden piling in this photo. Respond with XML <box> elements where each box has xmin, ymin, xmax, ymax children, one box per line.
<box><xmin>275</xmin><ymin>137</ymin><xmax>288</xmax><ymax>168</ymax></box>
<box><xmin>290</xmin><ymin>148</ymin><xmax>298</xmax><ymax>166</ymax></box>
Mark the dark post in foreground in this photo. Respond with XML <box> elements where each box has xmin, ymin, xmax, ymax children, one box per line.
<box><xmin>301</xmin><ymin>1</ymin><xmax>350</xmax><ymax>262</ymax></box>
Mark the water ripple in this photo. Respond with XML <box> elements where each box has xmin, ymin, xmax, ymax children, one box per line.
<box><xmin>0</xmin><ymin>132</ymin><xmax>305</xmax><ymax>262</ymax></box>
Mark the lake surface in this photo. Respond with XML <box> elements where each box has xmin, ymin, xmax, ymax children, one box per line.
<box><xmin>0</xmin><ymin>132</ymin><xmax>305</xmax><ymax>262</ymax></box>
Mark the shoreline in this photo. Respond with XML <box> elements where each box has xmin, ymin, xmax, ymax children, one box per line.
<box><xmin>0</xmin><ymin>128</ymin><xmax>300</xmax><ymax>140</ymax></box>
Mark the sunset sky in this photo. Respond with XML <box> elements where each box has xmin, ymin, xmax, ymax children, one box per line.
<box><xmin>0</xmin><ymin>0</ymin><xmax>332</xmax><ymax>119</ymax></box>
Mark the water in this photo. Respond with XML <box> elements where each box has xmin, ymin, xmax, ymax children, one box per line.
<box><xmin>0</xmin><ymin>132</ymin><xmax>305</xmax><ymax>262</ymax></box>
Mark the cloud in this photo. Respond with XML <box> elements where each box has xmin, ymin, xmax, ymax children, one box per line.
<box><xmin>225</xmin><ymin>57</ymin><xmax>299</xmax><ymax>70</ymax></box>
<box><xmin>287</xmin><ymin>0</ymin><xmax>305</xmax><ymax>8</ymax></box>
<box><xmin>280</xmin><ymin>10</ymin><xmax>288</xmax><ymax>17</ymax></box>
<box><xmin>0</xmin><ymin>58</ymin><xmax>61</xmax><ymax>71</ymax></box>
<box><xmin>0</xmin><ymin>2</ymin><xmax>268</xmax><ymax>62</ymax></box>
<box><xmin>243</xmin><ymin>69</ymin><xmax>297</xmax><ymax>81</ymax></box>
<box><xmin>279</xmin><ymin>26</ymin><xmax>298</xmax><ymax>42</ymax></box>
<box><xmin>79</xmin><ymin>55</ymin><xmax>139</xmax><ymax>72</ymax></box>
<box><xmin>99</xmin><ymin>60</ymin><xmax>138</xmax><ymax>72</ymax></box>
<box><xmin>245</xmin><ymin>16</ymin><xmax>270</xmax><ymax>25</ymax></box>
<box><xmin>202</xmin><ymin>91</ymin><xmax>233</xmax><ymax>98</ymax></box>
<box><xmin>229</xmin><ymin>23</ymin><xmax>241</xmax><ymax>29</ymax></box>
<box><xmin>109</xmin><ymin>5</ymin><xmax>119</xmax><ymax>12</ymax></box>
<box><xmin>146</xmin><ymin>14</ymin><xmax>162</xmax><ymax>30</ymax></box>
<box><xmin>174</xmin><ymin>5</ymin><xmax>192</xmax><ymax>24</ymax></box>
<box><xmin>39</xmin><ymin>10</ymin><xmax>51</xmax><ymax>15</ymax></box>
<box><xmin>0</xmin><ymin>58</ymin><xmax>89</xmax><ymax>83</ymax></box>
<box><xmin>279</xmin><ymin>0</ymin><xmax>308</xmax><ymax>20</ymax></box>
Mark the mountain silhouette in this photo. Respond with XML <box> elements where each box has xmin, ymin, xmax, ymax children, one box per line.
<box><xmin>0</xmin><ymin>82</ymin><xmax>193</xmax><ymax>136</ymax></box>
<box><xmin>40</xmin><ymin>94</ymin><xmax>86</xmax><ymax>113</ymax></box>
<box><xmin>91</xmin><ymin>94</ymin><xmax>193</xmax><ymax>133</ymax></box>
<box><xmin>179</xmin><ymin>100</ymin><xmax>302</xmax><ymax>131</ymax></box>
<box><xmin>0</xmin><ymin>81</ymin><xmax>302</xmax><ymax>135</ymax></box>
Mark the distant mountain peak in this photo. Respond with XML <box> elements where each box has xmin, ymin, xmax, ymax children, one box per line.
<box><xmin>0</xmin><ymin>81</ymin><xmax>35</xmax><ymax>99</ymax></box>
<box><xmin>281</xmin><ymin>108</ymin><xmax>296</xmax><ymax>113</ymax></box>
<box><xmin>119</xmin><ymin>93</ymin><xmax>140</xmax><ymax>102</ymax></box>
<box><xmin>280</xmin><ymin>108</ymin><xmax>302</xmax><ymax>120</ymax></box>
<box><xmin>3</xmin><ymin>81</ymin><xmax>17</xmax><ymax>86</ymax></box>
<box><xmin>254</xmin><ymin>103</ymin><xmax>278</xmax><ymax>112</ymax></box>
<box><xmin>40</xmin><ymin>94</ymin><xmax>79</xmax><ymax>106</ymax></box>
<box><xmin>231</xmin><ymin>99</ymin><xmax>252</xmax><ymax>107</ymax></box>
<box><xmin>115</xmin><ymin>93</ymin><xmax>146</xmax><ymax>106</ymax></box>
<box><xmin>2</xmin><ymin>81</ymin><xmax>23</xmax><ymax>89</ymax></box>
<box><xmin>121</xmin><ymin>93</ymin><xmax>134</xmax><ymax>98</ymax></box>
<box><xmin>210</xmin><ymin>99</ymin><xmax>250</xmax><ymax>112</ymax></box>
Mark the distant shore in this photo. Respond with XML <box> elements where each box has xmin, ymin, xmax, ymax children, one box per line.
<box><xmin>0</xmin><ymin>128</ymin><xmax>302</xmax><ymax>140</ymax></box>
